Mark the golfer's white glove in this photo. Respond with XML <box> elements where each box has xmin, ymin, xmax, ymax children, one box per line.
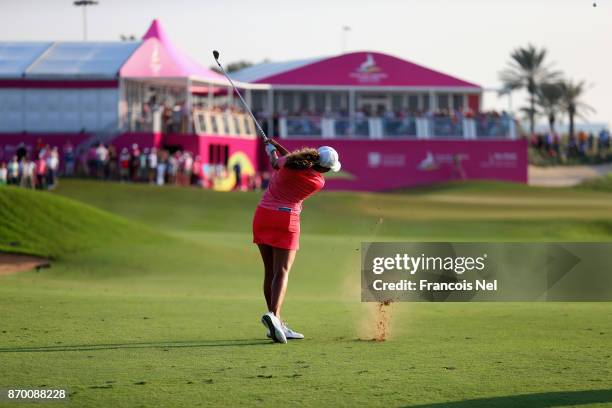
<box><xmin>265</xmin><ymin>143</ymin><xmax>277</xmax><ymax>156</ymax></box>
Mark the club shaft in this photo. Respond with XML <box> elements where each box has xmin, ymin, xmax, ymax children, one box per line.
<box><xmin>215</xmin><ymin>61</ymin><xmax>269</xmax><ymax>142</ymax></box>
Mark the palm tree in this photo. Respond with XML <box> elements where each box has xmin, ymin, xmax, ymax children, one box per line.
<box><xmin>536</xmin><ymin>82</ymin><xmax>564</xmax><ymax>134</ymax></box>
<box><xmin>558</xmin><ymin>79</ymin><xmax>594</xmax><ymax>141</ymax></box>
<box><xmin>499</xmin><ymin>44</ymin><xmax>559</xmax><ymax>135</ymax></box>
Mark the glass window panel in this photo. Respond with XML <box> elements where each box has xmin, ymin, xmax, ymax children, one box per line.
<box><xmin>437</xmin><ymin>94</ymin><xmax>449</xmax><ymax>109</ymax></box>
<box><xmin>408</xmin><ymin>95</ymin><xmax>419</xmax><ymax>111</ymax></box>
<box><xmin>453</xmin><ymin>94</ymin><xmax>464</xmax><ymax>110</ymax></box>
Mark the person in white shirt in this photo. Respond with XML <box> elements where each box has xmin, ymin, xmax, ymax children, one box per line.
<box><xmin>0</xmin><ymin>162</ymin><xmax>7</xmax><ymax>186</ymax></box>
<box><xmin>95</xmin><ymin>144</ymin><xmax>108</xmax><ymax>179</ymax></box>
<box><xmin>7</xmin><ymin>156</ymin><xmax>19</xmax><ymax>185</ymax></box>
<box><xmin>148</xmin><ymin>147</ymin><xmax>158</xmax><ymax>183</ymax></box>
<box><xmin>46</xmin><ymin>147</ymin><xmax>60</xmax><ymax>187</ymax></box>
<box><xmin>20</xmin><ymin>158</ymin><xmax>35</xmax><ymax>189</ymax></box>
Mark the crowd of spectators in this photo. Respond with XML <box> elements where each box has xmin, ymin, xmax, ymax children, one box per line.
<box><xmin>128</xmin><ymin>96</ymin><xmax>248</xmax><ymax>134</ymax></box>
<box><xmin>265</xmin><ymin>108</ymin><xmax>512</xmax><ymax>138</ymax></box>
<box><xmin>0</xmin><ymin>140</ymin><xmax>270</xmax><ymax>192</ymax></box>
<box><xmin>530</xmin><ymin>128</ymin><xmax>611</xmax><ymax>160</ymax></box>
<box><xmin>127</xmin><ymin>96</ymin><xmax>189</xmax><ymax>134</ymax></box>
<box><xmin>0</xmin><ymin>142</ymin><xmax>60</xmax><ymax>189</ymax></box>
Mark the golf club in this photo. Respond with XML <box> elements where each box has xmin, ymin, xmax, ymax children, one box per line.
<box><xmin>212</xmin><ymin>50</ymin><xmax>269</xmax><ymax>143</ymax></box>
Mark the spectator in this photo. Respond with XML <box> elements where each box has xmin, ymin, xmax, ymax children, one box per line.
<box><xmin>20</xmin><ymin>158</ymin><xmax>35</xmax><ymax>189</ymax></box>
<box><xmin>63</xmin><ymin>142</ymin><xmax>75</xmax><ymax>177</ymax></box>
<box><xmin>0</xmin><ymin>162</ymin><xmax>7</xmax><ymax>186</ymax></box>
<box><xmin>233</xmin><ymin>162</ymin><xmax>242</xmax><ymax>191</ymax></box>
<box><xmin>16</xmin><ymin>143</ymin><xmax>27</xmax><ymax>161</ymax></box>
<box><xmin>192</xmin><ymin>155</ymin><xmax>202</xmax><ymax>186</ymax></box>
<box><xmin>87</xmin><ymin>144</ymin><xmax>97</xmax><ymax>176</ymax></box>
<box><xmin>183</xmin><ymin>152</ymin><xmax>193</xmax><ymax>186</ymax></box>
<box><xmin>147</xmin><ymin>147</ymin><xmax>158</xmax><ymax>184</ymax></box>
<box><xmin>7</xmin><ymin>156</ymin><xmax>19</xmax><ymax>185</ymax></box>
<box><xmin>167</xmin><ymin>153</ymin><xmax>178</xmax><ymax>185</ymax></box>
<box><xmin>47</xmin><ymin>147</ymin><xmax>60</xmax><ymax>188</ymax></box>
<box><xmin>108</xmin><ymin>144</ymin><xmax>118</xmax><ymax>179</ymax></box>
<box><xmin>94</xmin><ymin>143</ymin><xmax>108</xmax><ymax>179</ymax></box>
<box><xmin>130</xmin><ymin>144</ymin><xmax>140</xmax><ymax>181</ymax></box>
<box><xmin>36</xmin><ymin>155</ymin><xmax>47</xmax><ymax>190</ymax></box>
<box><xmin>139</xmin><ymin>148</ymin><xmax>148</xmax><ymax>181</ymax></box>
<box><xmin>119</xmin><ymin>148</ymin><xmax>131</xmax><ymax>182</ymax></box>
<box><xmin>156</xmin><ymin>150</ymin><xmax>167</xmax><ymax>186</ymax></box>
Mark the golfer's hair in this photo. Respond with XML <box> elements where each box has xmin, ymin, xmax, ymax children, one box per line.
<box><xmin>284</xmin><ymin>147</ymin><xmax>320</xmax><ymax>170</ymax></box>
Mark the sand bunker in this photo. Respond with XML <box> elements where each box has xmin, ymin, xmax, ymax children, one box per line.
<box><xmin>0</xmin><ymin>253</ymin><xmax>50</xmax><ymax>275</ymax></box>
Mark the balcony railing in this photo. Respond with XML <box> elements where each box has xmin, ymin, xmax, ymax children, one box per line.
<box><xmin>279</xmin><ymin>115</ymin><xmax>516</xmax><ymax>140</ymax></box>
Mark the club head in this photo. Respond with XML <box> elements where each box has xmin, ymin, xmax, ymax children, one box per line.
<box><xmin>212</xmin><ymin>50</ymin><xmax>220</xmax><ymax>60</ymax></box>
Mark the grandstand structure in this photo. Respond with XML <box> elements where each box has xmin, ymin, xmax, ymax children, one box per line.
<box><xmin>0</xmin><ymin>20</ymin><xmax>262</xmax><ymax>139</ymax></box>
<box><xmin>233</xmin><ymin>52</ymin><xmax>516</xmax><ymax>140</ymax></box>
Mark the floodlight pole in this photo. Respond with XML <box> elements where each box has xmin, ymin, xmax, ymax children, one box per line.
<box><xmin>73</xmin><ymin>0</ymin><xmax>99</xmax><ymax>41</ymax></box>
<box><xmin>341</xmin><ymin>26</ymin><xmax>351</xmax><ymax>54</ymax></box>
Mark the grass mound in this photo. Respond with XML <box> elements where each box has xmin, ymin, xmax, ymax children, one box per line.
<box><xmin>0</xmin><ymin>186</ymin><xmax>154</xmax><ymax>258</ymax></box>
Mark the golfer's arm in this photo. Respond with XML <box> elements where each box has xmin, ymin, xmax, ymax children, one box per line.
<box><xmin>269</xmin><ymin>150</ymin><xmax>280</xmax><ymax>170</ymax></box>
<box><xmin>270</xmin><ymin>139</ymin><xmax>290</xmax><ymax>156</ymax></box>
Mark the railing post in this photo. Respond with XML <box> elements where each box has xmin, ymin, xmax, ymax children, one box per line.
<box><xmin>509</xmin><ymin>119</ymin><xmax>517</xmax><ymax>140</ymax></box>
<box><xmin>463</xmin><ymin>118</ymin><xmax>476</xmax><ymax>140</ymax></box>
<box><xmin>322</xmin><ymin>117</ymin><xmax>335</xmax><ymax>139</ymax></box>
<box><xmin>416</xmin><ymin>117</ymin><xmax>429</xmax><ymax>139</ymax></box>
<box><xmin>279</xmin><ymin>117</ymin><xmax>287</xmax><ymax>138</ymax></box>
<box><xmin>369</xmin><ymin>118</ymin><xmax>382</xmax><ymax>139</ymax></box>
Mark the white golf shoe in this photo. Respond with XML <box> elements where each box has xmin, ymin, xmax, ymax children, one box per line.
<box><xmin>261</xmin><ymin>312</ymin><xmax>287</xmax><ymax>344</ymax></box>
<box><xmin>265</xmin><ymin>322</ymin><xmax>304</xmax><ymax>340</ymax></box>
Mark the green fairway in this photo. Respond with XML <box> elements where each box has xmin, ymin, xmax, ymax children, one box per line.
<box><xmin>1</xmin><ymin>180</ymin><xmax>611</xmax><ymax>407</ymax></box>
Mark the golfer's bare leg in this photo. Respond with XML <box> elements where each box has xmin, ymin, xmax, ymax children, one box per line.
<box><xmin>257</xmin><ymin>244</ymin><xmax>274</xmax><ymax>310</ymax></box>
<box><xmin>270</xmin><ymin>248</ymin><xmax>297</xmax><ymax>319</ymax></box>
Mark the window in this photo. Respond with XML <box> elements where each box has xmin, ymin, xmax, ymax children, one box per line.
<box><xmin>299</xmin><ymin>93</ymin><xmax>309</xmax><ymax>112</ymax></box>
<box><xmin>437</xmin><ymin>94</ymin><xmax>449</xmax><ymax>109</ymax></box>
<box><xmin>331</xmin><ymin>93</ymin><xmax>347</xmax><ymax>111</ymax></box>
<box><xmin>453</xmin><ymin>94</ymin><xmax>464</xmax><ymax>110</ymax></box>
<box><xmin>392</xmin><ymin>94</ymin><xmax>403</xmax><ymax>111</ymax></box>
<box><xmin>422</xmin><ymin>94</ymin><xmax>430</xmax><ymax>111</ymax></box>
<box><xmin>209</xmin><ymin>144</ymin><xmax>229</xmax><ymax>166</ymax></box>
<box><xmin>282</xmin><ymin>91</ymin><xmax>295</xmax><ymax>113</ymax></box>
<box><xmin>408</xmin><ymin>95</ymin><xmax>419</xmax><ymax>111</ymax></box>
<box><xmin>313</xmin><ymin>93</ymin><xmax>325</xmax><ymax>113</ymax></box>
<box><xmin>251</xmin><ymin>91</ymin><xmax>265</xmax><ymax>112</ymax></box>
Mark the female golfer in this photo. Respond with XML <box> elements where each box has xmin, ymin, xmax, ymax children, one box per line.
<box><xmin>255</xmin><ymin>139</ymin><xmax>341</xmax><ymax>343</ymax></box>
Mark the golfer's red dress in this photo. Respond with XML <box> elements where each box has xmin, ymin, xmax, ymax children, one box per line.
<box><xmin>253</xmin><ymin>156</ymin><xmax>324</xmax><ymax>250</ymax></box>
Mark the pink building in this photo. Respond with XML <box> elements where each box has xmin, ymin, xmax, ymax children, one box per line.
<box><xmin>0</xmin><ymin>19</ymin><xmax>525</xmax><ymax>191</ymax></box>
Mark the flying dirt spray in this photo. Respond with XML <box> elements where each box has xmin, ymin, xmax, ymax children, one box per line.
<box><xmin>359</xmin><ymin>216</ymin><xmax>395</xmax><ymax>342</ymax></box>
<box><xmin>373</xmin><ymin>299</ymin><xmax>393</xmax><ymax>342</ymax></box>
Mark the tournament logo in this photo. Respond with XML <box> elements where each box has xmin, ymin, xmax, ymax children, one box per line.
<box><xmin>150</xmin><ymin>42</ymin><xmax>162</xmax><ymax>75</ymax></box>
<box><xmin>350</xmin><ymin>53</ymin><xmax>388</xmax><ymax>84</ymax></box>
<box><xmin>417</xmin><ymin>151</ymin><xmax>439</xmax><ymax>171</ymax></box>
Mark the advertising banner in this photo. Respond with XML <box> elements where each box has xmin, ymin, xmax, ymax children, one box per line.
<box><xmin>280</xmin><ymin>139</ymin><xmax>528</xmax><ymax>191</ymax></box>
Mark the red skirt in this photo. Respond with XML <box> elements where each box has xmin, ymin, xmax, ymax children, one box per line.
<box><xmin>253</xmin><ymin>206</ymin><xmax>300</xmax><ymax>250</ymax></box>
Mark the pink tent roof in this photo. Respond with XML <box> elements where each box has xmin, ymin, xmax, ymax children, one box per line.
<box><xmin>234</xmin><ymin>51</ymin><xmax>481</xmax><ymax>89</ymax></box>
<box><xmin>120</xmin><ymin>19</ymin><xmax>224</xmax><ymax>82</ymax></box>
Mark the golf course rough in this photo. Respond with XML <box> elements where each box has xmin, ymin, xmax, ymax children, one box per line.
<box><xmin>0</xmin><ymin>180</ymin><xmax>611</xmax><ymax>407</ymax></box>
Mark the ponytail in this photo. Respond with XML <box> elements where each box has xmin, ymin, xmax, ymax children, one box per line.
<box><xmin>284</xmin><ymin>147</ymin><xmax>320</xmax><ymax>170</ymax></box>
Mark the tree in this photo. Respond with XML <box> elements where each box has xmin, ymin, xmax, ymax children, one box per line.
<box><xmin>536</xmin><ymin>82</ymin><xmax>564</xmax><ymax>134</ymax></box>
<box><xmin>499</xmin><ymin>44</ymin><xmax>559</xmax><ymax>135</ymax></box>
<box><xmin>558</xmin><ymin>79</ymin><xmax>594</xmax><ymax>141</ymax></box>
<box><xmin>210</xmin><ymin>60</ymin><xmax>254</xmax><ymax>74</ymax></box>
